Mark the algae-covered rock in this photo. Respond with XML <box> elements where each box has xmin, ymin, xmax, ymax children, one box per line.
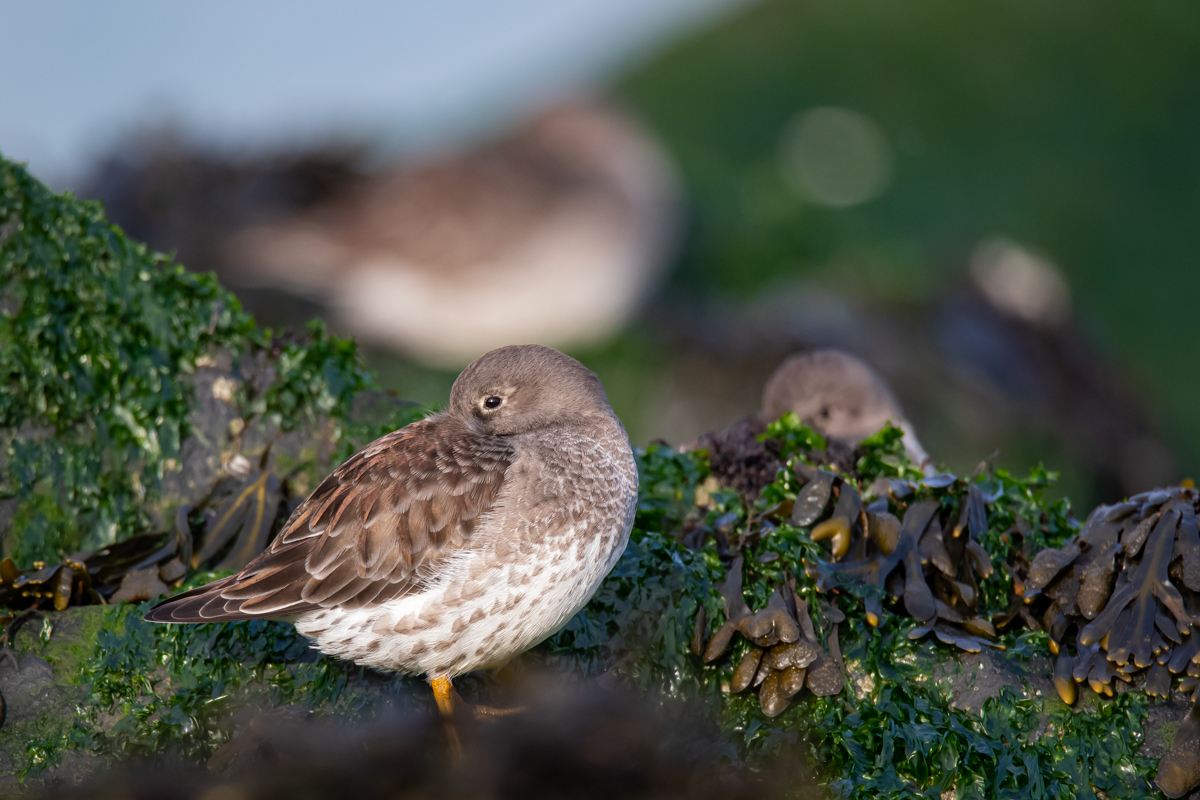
<box><xmin>0</xmin><ymin>154</ymin><xmax>1189</xmax><ymax>799</ymax></box>
<box><xmin>0</xmin><ymin>602</ymin><xmax>432</xmax><ymax>790</ymax></box>
<box><xmin>0</xmin><ymin>607</ymin><xmax>102</xmax><ymax>792</ymax></box>
<box><xmin>0</xmin><ymin>155</ymin><xmax>385</xmax><ymax>566</ymax></box>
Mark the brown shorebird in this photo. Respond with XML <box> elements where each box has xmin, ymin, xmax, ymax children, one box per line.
<box><xmin>216</xmin><ymin>101</ymin><xmax>679</xmax><ymax>366</ymax></box>
<box><xmin>762</xmin><ymin>349</ymin><xmax>934</xmax><ymax>474</ymax></box>
<box><xmin>146</xmin><ymin>344</ymin><xmax>638</xmax><ymax>727</ymax></box>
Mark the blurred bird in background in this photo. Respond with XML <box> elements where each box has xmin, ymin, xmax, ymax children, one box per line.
<box><xmin>762</xmin><ymin>349</ymin><xmax>933</xmax><ymax>473</ymax></box>
<box><xmin>656</xmin><ymin>239</ymin><xmax>1174</xmax><ymax>507</ymax></box>
<box><xmin>84</xmin><ymin>101</ymin><xmax>679</xmax><ymax>366</ymax></box>
<box><xmin>24</xmin><ymin>0</ymin><xmax>1191</xmax><ymax>511</ymax></box>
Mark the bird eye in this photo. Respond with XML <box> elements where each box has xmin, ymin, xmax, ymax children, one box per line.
<box><xmin>818</xmin><ymin>406</ymin><xmax>831</xmax><ymax>419</ymax></box>
<box><xmin>484</xmin><ymin>396</ymin><xmax>503</xmax><ymax>410</ymax></box>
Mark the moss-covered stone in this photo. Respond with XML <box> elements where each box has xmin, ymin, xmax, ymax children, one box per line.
<box><xmin>0</xmin><ymin>154</ymin><xmax>1187</xmax><ymax>799</ymax></box>
<box><xmin>0</xmin><ymin>156</ymin><xmax>374</xmax><ymax>563</ymax></box>
<box><xmin>0</xmin><ymin>607</ymin><xmax>103</xmax><ymax>791</ymax></box>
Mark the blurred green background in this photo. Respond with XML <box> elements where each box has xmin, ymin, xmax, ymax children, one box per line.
<box><xmin>367</xmin><ymin>0</ymin><xmax>1200</xmax><ymax>510</ymax></box>
<box><xmin>12</xmin><ymin>0</ymin><xmax>1196</xmax><ymax>512</ymax></box>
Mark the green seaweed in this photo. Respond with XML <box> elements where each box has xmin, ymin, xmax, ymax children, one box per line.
<box><xmin>0</xmin><ymin>156</ymin><xmax>372</xmax><ymax>564</ymax></box>
<box><xmin>759</xmin><ymin>412</ymin><xmax>827</xmax><ymax>462</ymax></box>
<box><xmin>5</xmin><ymin>409</ymin><xmax>1164</xmax><ymax>798</ymax></box>
<box><xmin>854</xmin><ymin>424</ymin><xmax>926</xmax><ymax>483</ymax></box>
<box><xmin>1</xmin><ymin>157</ymin><xmax>253</xmax><ymax>562</ymax></box>
<box><xmin>695</xmin><ymin>423</ymin><xmax>1158</xmax><ymax>798</ymax></box>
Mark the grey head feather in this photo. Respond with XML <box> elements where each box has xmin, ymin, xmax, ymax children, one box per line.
<box><xmin>450</xmin><ymin>344</ymin><xmax>615</xmax><ymax>436</ymax></box>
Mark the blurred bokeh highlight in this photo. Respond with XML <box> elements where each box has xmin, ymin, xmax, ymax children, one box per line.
<box><xmin>4</xmin><ymin>0</ymin><xmax>1198</xmax><ymax>510</ymax></box>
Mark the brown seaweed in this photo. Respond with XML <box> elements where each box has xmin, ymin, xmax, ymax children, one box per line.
<box><xmin>1075</xmin><ymin>512</ymin><xmax>1122</xmax><ymax>619</ymax></box>
<box><xmin>868</xmin><ymin>511</ymin><xmax>902</xmax><ymax>556</ymax></box>
<box><xmin>737</xmin><ymin>587</ymin><xmax>801</xmax><ymax>647</ymax></box>
<box><xmin>194</xmin><ymin>469</ymin><xmax>284</xmax><ymax>570</ymax></box>
<box><xmin>1176</xmin><ymin>503</ymin><xmax>1200</xmax><ymax>591</ymax></box>
<box><xmin>811</xmin><ymin>517</ymin><xmax>852</xmax><ymax>560</ymax></box>
<box><xmin>690</xmin><ymin>606</ymin><xmax>707</xmax><ymax>657</ymax></box>
<box><xmin>1023</xmin><ymin>540</ymin><xmax>1082</xmax><ymax>600</ymax></box>
<box><xmin>1079</xmin><ymin>505</ymin><xmax>1188</xmax><ymax>667</ymax></box>
<box><xmin>702</xmin><ymin>556</ymin><xmax>752</xmax><ymax>663</ymax></box>
<box><xmin>764</xmin><ymin>639</ymin><xmax>822</xmax><ymax>671</ymax></box>
<box><xmin>704</xmin><ymin>559</ymin><xmax>844</xmax><ymax>715</ymax></box>
<box><xmin>819</xmin><ymin>500</ymin><xmax>939</xmax><ymax>626</ymax></box>
<box><xmin>908</xmin><ymin>622</ymin><xmax>999</xmax><ymax>654</ymax></box>
<box><xmin>1020</xmin><ymin>484</ymin><xmax>1200</xmax><ymax>703</ymax></box>
<box><xmin>792</xmin><ymin>471</ymin><xmax>835</xmax><ymax>526</ymax></box>
<box><xmin>805</xmin><ymin>653</ymin><xmax>844</xmax><ymax>697</ymax></box>
<box><xmin>803</xmin><ymin>476</ymin><xmax>1004</xmax><ymax>652</ymax></box>
<box><xmin>0</xmin><ymin>435</ymin><xmax>303</xmax><ymax>615</ymax></box>
<box><xmin>1053</xmin><ymin>651</ymin><xmax>1076</xmax><ymax>704</ymax></box>
<box><xmin>110</xmin><ymin>567</ymin><xmax>171</xmax><ymax>603</ymax></box>
<box><xmin>730</xmin><ymin>648</ymin><xmax>762</xmax><ymax>693</ymax></box>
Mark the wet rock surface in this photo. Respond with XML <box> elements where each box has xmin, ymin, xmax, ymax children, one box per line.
<box><xmin>0</xmin><ymin>610</ymin><xmax>96</xmax><ymax>793</ymax></box>
<box><xmin>938</xmin><ymin>650</ymin><xmax>1054</xmax><ymax>715</ymax></box>
<box><xmin>0</xmin><ymin>604</ymin><xmax>431</xmax><ymax>791</ymax></box>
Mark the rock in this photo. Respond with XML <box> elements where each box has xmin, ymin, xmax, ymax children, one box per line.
<box><xmin>940</xmin><ymin>650</ymin><xmax>1053</xmax><ymax>715</ymax></box>
<box><xmin>0</xmin><ymin>608</ymin><xmax>98</xmax><ymax>792</ymax></box>
<box><xmin>158</xmin><ymin>558</ymin><xmax>187</xmax><ymax>584</ymax></box>
<box><xmin>109</xmin><ymin>568</ymin><xmax>170</xmax><ymax>603</ymax></box>
<box><xmin>0</xmin><ymin>654</ymin><xmax>59</xmax><ymax>728</ymax></box>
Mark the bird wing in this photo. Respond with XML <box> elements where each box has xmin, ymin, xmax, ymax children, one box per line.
<box><xmin>145</xmin><ymin>414</ymin><xmax>513</xmax><ymax>622</ymax></box>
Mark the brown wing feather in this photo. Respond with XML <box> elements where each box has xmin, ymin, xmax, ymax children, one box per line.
<box><xmin>145</xmin><ymin>414</ymin><xmax>512</xmax><ymax>623</ymax></box>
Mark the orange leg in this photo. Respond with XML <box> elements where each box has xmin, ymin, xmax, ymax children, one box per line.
<box><xmin>431</xmin><ymin>675</ymin><xmax>456</xmax><ymax>717</ymax></box>
<box><xmin>430</xmin><ymin>675</ymin><xmax>462</xmax><ymax>758</ymax></box>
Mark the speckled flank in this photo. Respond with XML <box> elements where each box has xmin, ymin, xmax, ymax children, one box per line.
<box><xmin>295</xmin><ymin>417</ymin><xmax>638</xmax><ymax>677</ymax></box>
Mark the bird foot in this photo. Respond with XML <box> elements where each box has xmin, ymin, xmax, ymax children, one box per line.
<box><xmin>432</xmin><ymin>676</ymin><xmax>527</xmax><ymax>720</ymax></box>
<box><xmin>430</xmin><ymin>676</ymin><xmax>464</xmax><ymax>758</ymax></box>
<box><xmin>429</xmin><ymin>676</ymin><xmax>529</xmax><ymax>757</ymax></box>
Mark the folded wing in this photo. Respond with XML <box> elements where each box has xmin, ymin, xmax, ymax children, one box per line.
<box><xmin>145</xmin><ymin>415</ymin><xmax>512</xmax><ymax>622</ymax></box>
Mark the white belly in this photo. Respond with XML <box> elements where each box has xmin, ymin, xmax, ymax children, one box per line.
<box><xmin>294</xmin><ymin>520</ymin><xmax>627</xmax><ymax>677</ymax></box>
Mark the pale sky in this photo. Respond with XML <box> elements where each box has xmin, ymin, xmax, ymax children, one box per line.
<box><xmin>0</xmin><ymin>0</ymin><xmax>743</xmax><ymax>186</ymax></box>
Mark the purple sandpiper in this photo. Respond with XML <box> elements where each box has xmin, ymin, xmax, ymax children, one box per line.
<box><xmin>762</xmin><ymin>349</ymin><xmax>933</xmax><ymax>473</ymax></box>
<box><xmin>147</xmin><ymin>344</ymin><xmax>638</xmax><ymax>723</ymax></box>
